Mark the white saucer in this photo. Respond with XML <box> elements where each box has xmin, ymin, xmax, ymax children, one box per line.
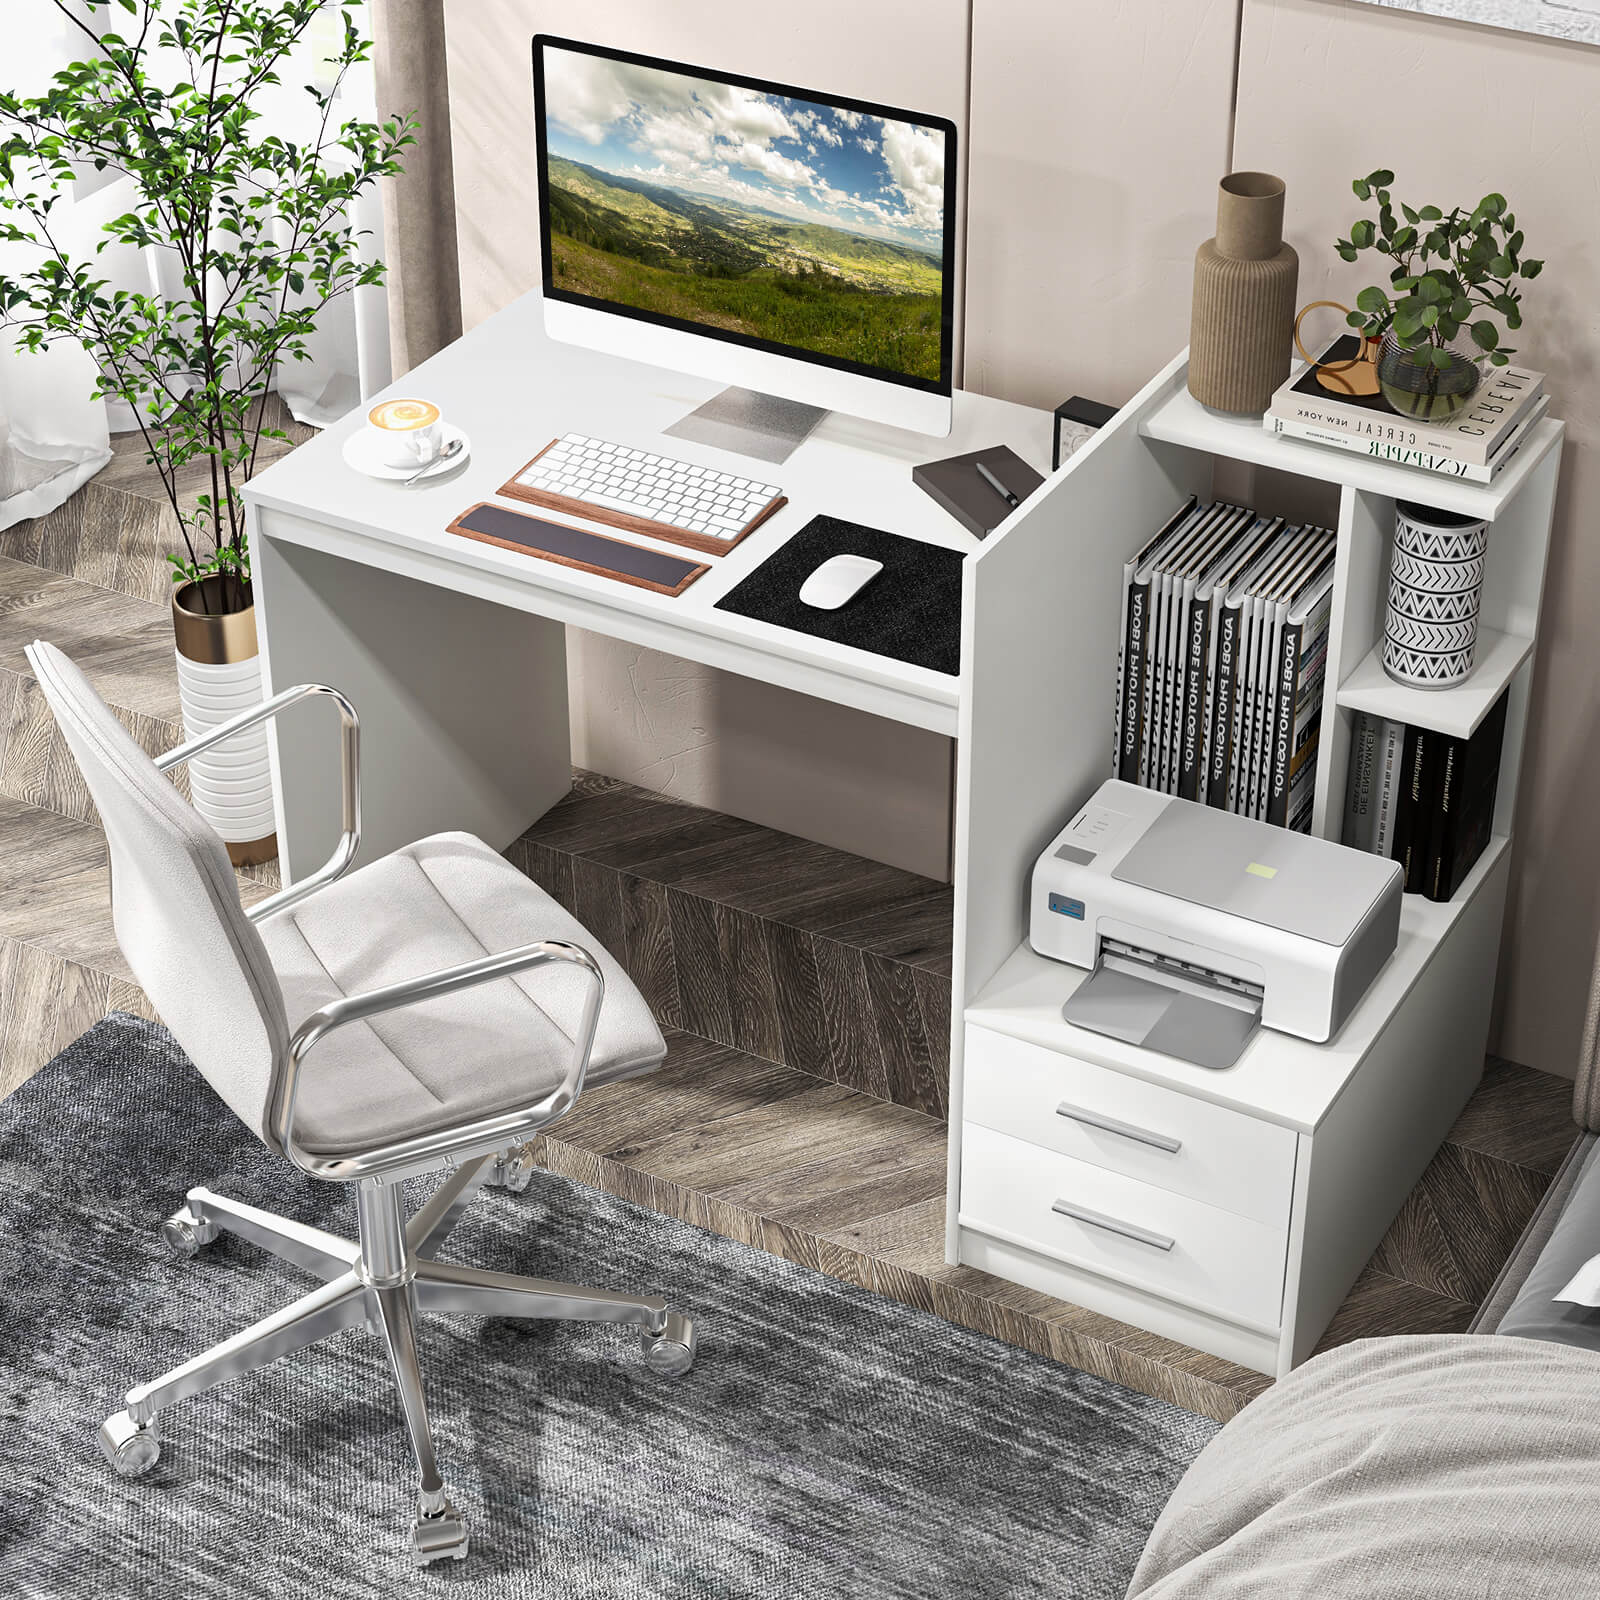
<box><xmin>342</xmin><ymin>421</ymin><xmax>471</xmax><ymax>483</ymax></box>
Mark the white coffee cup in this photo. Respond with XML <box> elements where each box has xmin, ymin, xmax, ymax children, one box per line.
<box><xmin>367</xmin><ymin>397</ymin><xmax>443</xmax><ymax>469</ymax></box>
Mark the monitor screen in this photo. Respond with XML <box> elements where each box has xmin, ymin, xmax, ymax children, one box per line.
<box><xmin>533</xmin><ymin>38</ymin><xmax>955</xmax><ymax>396</ymax></box>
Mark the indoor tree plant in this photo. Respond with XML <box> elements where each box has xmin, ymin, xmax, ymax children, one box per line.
<box><xmin>0</xmin><ymin>0</ymin><xmax>413</xmax><ymax>863</ymax></box>
<box><xmin>1336</xmin><ymin>171</ymin><xmax>1543</xmax><ymax>421</ymax></box>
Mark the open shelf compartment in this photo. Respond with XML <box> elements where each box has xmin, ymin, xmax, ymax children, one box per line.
<box><xmin>1139</xmin><ymin>363</ymin><xmax>1564</xmax><ymax>524</ymax></box>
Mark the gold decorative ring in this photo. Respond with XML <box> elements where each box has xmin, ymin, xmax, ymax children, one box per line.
<box><xmin>1294</xmin><ymin>301</ymin><xmax>1360</xmax><ymax>371</ymax></box>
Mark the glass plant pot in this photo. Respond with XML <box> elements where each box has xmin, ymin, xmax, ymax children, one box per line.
<box><xmin>1378</xmin><ymin>333</ymin><xmax>1481</xmax><ymax>421</ymax></box>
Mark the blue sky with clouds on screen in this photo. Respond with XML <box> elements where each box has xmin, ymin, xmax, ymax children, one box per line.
<box><xmin>543</xmin><ymin>48</ymin><xmax>946</xmax><ymax>256</ymax></box>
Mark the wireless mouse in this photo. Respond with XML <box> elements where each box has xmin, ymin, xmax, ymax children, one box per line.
<box><xmin>798</xmin><ymin>553</ymin><xmax>884</xmax><ymax>610</ymax></box>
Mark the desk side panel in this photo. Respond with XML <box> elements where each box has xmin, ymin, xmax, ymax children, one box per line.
<box><xmin>947</xmin><ymin>356</ymin><xmax>1209</xmax><ymax>1255</ymax></box>
<box><xmin>1282</xmin><ymin>845</ymin><xmax>1508</xmax><ymax>1369</ymax></box>
<box><xmin>253</xmin><ymin>509</ymin><xmax>572</xmax><ymax>878</ymax></box>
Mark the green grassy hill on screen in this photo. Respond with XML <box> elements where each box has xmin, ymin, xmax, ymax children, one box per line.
<box><xmin>546</xmin><ymin>155</ymin><xmax>944</xmax><ymax>382</ymax></box>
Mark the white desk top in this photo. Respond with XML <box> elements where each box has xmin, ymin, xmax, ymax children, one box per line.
<box><xmin>244</xmin><ymin>291</ymin><xmax>1053</xmax><ymax>735</ymax></box>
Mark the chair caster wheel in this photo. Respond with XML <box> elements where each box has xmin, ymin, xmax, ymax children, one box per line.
<box><xmin>641</xmin><ymin>1310</ymin><xmax>696</xmax><ymax>1376</ymax></box>
<box><xmin>487</xmin><ymin>1144</ymin><xmax>537</xmax><ymax>1194</ymax></box>
<box><xmin>99</xmin><ymin>1410</ymin><xmax>160</xmax><ymax>1477</ymax></box>
<box><xmin>411</xmin><ymin>1502</ymin><xmax>470</xmax><ymax>1565</ymax></box>
<box><xmin>159</xmin><ymin>1205</ymin><xmax>218</xmax><ymax>1260</ymax></box>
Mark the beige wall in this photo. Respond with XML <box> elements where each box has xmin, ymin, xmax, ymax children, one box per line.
<box><xmin>1233</xmin><ymin>0</ymin><xmax>1600</xmax><ymax>1076</ymax></box>
<box><xmin>963</xmin><ymin>0</ymin><xmax>1241</xmax><ymax>412</ymax></box>
<box><xmin>442</xmin><ymin>0</ymin><xmax>1600</xmax><ymax>1073</ymax></box>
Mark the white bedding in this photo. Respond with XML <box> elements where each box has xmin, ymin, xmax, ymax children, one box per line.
<box><xmin>1128</xmin><ymin>1334</ymin><xmax>1600</xmax><ymax>1599</ymax></box>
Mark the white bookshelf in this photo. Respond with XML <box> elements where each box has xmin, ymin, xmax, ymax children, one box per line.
<box><xmin>946</xmin><ymin>350</ymin><xmax>1563</xmax><ymax>1378</ymax></box>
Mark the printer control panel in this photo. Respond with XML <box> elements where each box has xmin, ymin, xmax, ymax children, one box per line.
<box><xmin>1056</xmin><ymin>801</ymin><xmax>1135</xmax><ymax>861</ymax></box>
<box><xmin>1069</xmin><ymin>802</ymin><xmax>1122</xmax><ymax>842</ymax></box>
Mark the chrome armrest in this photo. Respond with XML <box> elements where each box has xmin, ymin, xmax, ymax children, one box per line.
<box><xmin>276</xmin><ymin>938</ymin><xmax>605</xmax><ymax>1182</ymax></box>
<box><xmin>157</xmin><ymin>682</ymin><xmax>361</xmax><ymax>923</ymax></box>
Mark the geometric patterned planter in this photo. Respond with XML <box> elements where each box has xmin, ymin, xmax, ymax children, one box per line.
<box><xmin>1382</xmin><ymin>500</ymin><xmax>1489</xmax><ymax>689</ymax></box>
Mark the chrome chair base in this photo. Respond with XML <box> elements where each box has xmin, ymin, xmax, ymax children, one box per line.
<box><xmin>99</xmin><ymin>1148</ymin><xmax>697</xmax><ymax>1562</ymax></box>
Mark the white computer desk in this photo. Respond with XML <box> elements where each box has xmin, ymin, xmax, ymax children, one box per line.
<box><xmin>244</xmin><ymin>289</ymin><xmax>1054</xmax><ymax>881</ymax></box>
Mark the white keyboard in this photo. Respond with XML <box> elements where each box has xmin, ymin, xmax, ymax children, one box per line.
<box><xmin>503</xmin><ymin>434</ymin><xmax>787</xmax><ymax>555</ymax></box>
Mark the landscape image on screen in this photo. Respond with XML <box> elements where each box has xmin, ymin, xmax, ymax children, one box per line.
<box><xmin>540</xmin><ymin>47</ymin><xmax>947</xmax><ymax>383</ymax></box>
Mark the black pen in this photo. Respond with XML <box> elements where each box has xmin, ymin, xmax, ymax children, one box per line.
<box><xmin>976</xmin><ymin>459</ymin><xmax>1019</xmax><ymax>508</ymax></box>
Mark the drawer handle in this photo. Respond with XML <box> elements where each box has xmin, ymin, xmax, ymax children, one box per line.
<box><xmin>1055</xmin><ymin>1101</ymin><xmax>1182</xmax><ymax>1155</ymax></box>
<box><xmin>1051</xmin><ymin>1198</ymin><xmax>1176</xmax><ymax>1253</ymax></box>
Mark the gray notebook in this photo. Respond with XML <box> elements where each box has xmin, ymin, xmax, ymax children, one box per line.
<box><xmin>913</xmin><ymin>445</ymin><xmax>1044</xmax><ymax>539</ymax></box>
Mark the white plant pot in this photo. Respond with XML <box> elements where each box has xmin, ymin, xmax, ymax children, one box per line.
<box><xmin>171</xmin><ymin>579</ymin><xmax>276</xmax><ymax>867</ymax></box>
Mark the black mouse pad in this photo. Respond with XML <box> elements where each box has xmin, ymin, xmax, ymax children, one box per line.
<box><xmin>714</xmin><ymin>514</ymin><xmax>964</xmax><ymax>676</ymax></box>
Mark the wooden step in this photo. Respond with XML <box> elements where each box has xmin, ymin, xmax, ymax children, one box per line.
<box><xmin>511</xmin><ymin>772</ymin><xmax>952</xmax><ymax>1117</ymax></box>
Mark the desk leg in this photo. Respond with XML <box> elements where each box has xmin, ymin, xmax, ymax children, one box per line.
<box><xmin>253</xmin><ymin>527</ymin><xmax>572</xmax><ymax>881</ymax></box>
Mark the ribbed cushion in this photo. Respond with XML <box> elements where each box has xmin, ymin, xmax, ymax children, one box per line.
<box><xmin>257</xmin><ymin>833</ymin><xmax>666</xmax><ymax>1156</ymax></box>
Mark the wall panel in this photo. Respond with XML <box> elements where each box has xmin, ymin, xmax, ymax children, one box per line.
<box><xmin>963</xmin><ymin>0</ymin><xmax>1241</xmax><ymax>411</ymax></box>
<box><xmin>1233</xmin><ymin>0</ymin><xmax>1600</xmax><ymax>1075</ymax></box>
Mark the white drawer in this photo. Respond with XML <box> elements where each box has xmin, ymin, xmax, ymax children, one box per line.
<box><xmin>962</xmin><ymin>1024</ymin><xmax>1296</xmax><ymax>1227</ymax></box>
<box><xmin>960</xmin><ymin>1123</ymin><xmax>1288</xmax><ymax>1332</ymax></box>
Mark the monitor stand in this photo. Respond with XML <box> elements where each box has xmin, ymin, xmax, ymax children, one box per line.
<box><xmin>663</xmin><ymin>386</ymin><xmax>827</xmax><ymax>467</ymax></box>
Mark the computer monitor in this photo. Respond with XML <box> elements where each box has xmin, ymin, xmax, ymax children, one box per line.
<box><xmin>532</xmin><ymin>36</ymin><xmax>957</xmax><ymax>442</ymax></box>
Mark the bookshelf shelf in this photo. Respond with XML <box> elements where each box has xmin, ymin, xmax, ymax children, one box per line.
<box><xmin>1139</xmin><ymin>374</ymin><xmax>1563</xmax><ymax>523</ymax></box>
<box><xmin>1335</xmin><ymin>627</ymin><xmax>1534</xmax><ymax>739</ymax></box>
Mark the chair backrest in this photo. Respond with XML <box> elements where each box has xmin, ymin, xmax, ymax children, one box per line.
<box><xmin>27</xmin><ymin>641</ymin><xmax>289</xmax><ymax>1149</ymax></box>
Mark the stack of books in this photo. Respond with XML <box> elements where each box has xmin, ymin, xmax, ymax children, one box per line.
<box><xmin>1342</xmin><ymin>691</ymin><xmax>1508</xmax><ymax>901</ymax></box>
<box><xmin>1113</xmin><ymin>499</ymin><xmax>1335</xmax><ymax>832</ymax></box>
<box><xmin>1266</xmin><ymin>336</ymin><xmax>1548</xmax><ymax>486</ymax></box>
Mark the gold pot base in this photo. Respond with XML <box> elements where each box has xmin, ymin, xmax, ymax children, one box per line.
<box><xmin>226</xmin><ymin>833</ymin><xmax>278</xmax><ymax>870</ymax></box>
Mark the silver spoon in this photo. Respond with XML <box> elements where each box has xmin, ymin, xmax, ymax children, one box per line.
<box><xmin>402</xmin><ymin>436</ymin><xmax>465</xmax><ymax>486</ymax></box>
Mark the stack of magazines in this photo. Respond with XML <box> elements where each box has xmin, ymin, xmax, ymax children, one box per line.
<box><xmin>1113</xmin><ymin>498</ymin><xmax>1336</xmax><ymax>832</ymax></box>
<box><xmin>1266</xmin><ymin>336</ymin><xmax>1548</xmax><ymax>486</ymax></box>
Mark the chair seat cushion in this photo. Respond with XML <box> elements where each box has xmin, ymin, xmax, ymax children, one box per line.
<box><xmin>257</xmin><ymin>833</ymin><xmax>666</xmax><ymax>1157</ymax></box>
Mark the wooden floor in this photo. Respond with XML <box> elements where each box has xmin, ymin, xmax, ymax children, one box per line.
<box><xmin>0</xmin><ymin>428</ymin><xmax>1580</xmax><ymax>1423</ymax></box>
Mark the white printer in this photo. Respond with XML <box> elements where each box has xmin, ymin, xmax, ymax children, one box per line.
<box><xmin>1030</xmin><ymin>780</ymin><xmax>1402</xmax><ymax>1068</ymax></box>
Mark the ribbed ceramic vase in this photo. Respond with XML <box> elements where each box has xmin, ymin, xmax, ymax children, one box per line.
<box><xmin>1188</xmin><ymin>172</ymin><xmax>1299</xmax><ymax>415</ymax></box>
<box><xmin>172</xmin><ymin>577</ymin><xmax>277</xmax><ymax>867</ymax></box>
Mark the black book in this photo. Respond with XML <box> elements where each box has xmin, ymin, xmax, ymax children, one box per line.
<box><xmin>1115</xmin><ymin>498</ymin><xmax>1197</xmax><ymax>783</ymax></box>
<box><xmin>1265</xmin><ymin>558</ymin><xmax>1334</xmax><ymax>829</ymax></box>
<box><xmin>1388</xmin><ymin>726</ymin><xmax>1421</xmax><ymax>882</ymax></box>
<box><xmin>1174</xmin><ymin>506</ymin><xmax>1252</xmax><ymax>801</ymax></box>
<box><xmin>1201</xmin><ymin>517</ymin><xmax>1285</xmax><ymax>809</ymax></box>
<box><xmin>1178</xmin><ymin>587</ymin><xmax>1213</xmax><ymax>801</ymax></box>
<box><xmin>1424</xmin><ymin>692</ymin><xmax>1510</xmax><ymax>903</ymax></box>
<box><xmin>913</xmin><ymin>445</ymin><xmax>1045</xmax><ymax>539</ymax></box>
<box><xmin>1342</xmin><ymin>712</ymin><xmax>1379</xmax><ymax>851</ymax></box>
<box><xmin>1392</xmin><ymin>728</ymin><xmax>1443</xmax><ymax>892</ymax></box>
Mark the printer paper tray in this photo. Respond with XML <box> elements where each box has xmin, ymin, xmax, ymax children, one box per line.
<box><xmin>1061</xmin><ymin>940</ymin><xmax>1263</xmax><ymax>1071</ymax></box>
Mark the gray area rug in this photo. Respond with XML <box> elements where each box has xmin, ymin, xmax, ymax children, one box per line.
<box><xmin>0</xmin><ymin>1014</ymin><xmax>1218</xmax><ymax>1598</ymax></box>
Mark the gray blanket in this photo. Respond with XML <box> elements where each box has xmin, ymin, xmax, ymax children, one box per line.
<box><xmin>1129</xmin><ymin>1334</ymin><xmax>1600</xmax><ymax>1598</ymax></box>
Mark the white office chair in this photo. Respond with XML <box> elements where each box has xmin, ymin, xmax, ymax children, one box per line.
<box><xmin>26</xmin><ymin>640</ymin><xmax>694</xmax><ymax>1566</ymax></box>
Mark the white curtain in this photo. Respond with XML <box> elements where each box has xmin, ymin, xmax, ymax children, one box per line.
<box><xmin>0</xmin><ymin>3</ymin><xmax>391</xmax><ymax>531</ymax></box>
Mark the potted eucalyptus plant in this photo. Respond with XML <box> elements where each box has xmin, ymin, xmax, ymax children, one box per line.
<box><xmin>0</xmin><ymin>0</ymin><xmax>412</xmax><ymax>864</ymax></box>
<box><xmin>1336</xmin><ymin>170</ymin><xmax>1542</xmax><ymax>421</ymax></box>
